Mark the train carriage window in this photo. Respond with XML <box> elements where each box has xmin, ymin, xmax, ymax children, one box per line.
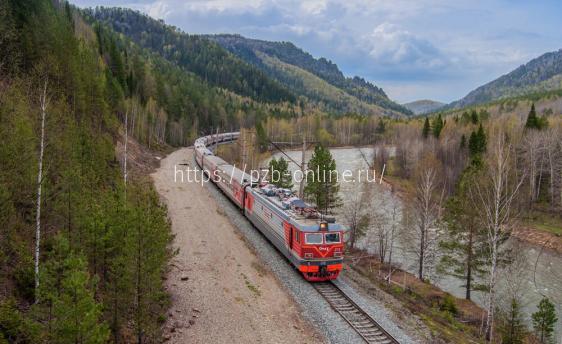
<box><xmin>325</xmin><ymin>233</ymin><xmax>341</xmax><ymax>244</ymax></box>
<box><xmin>305</xmin><ymin>233</ymin><xmax>323</xmax><ymax>244</ymax></box>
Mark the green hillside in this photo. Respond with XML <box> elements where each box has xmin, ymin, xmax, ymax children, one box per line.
<box><xmin>87</xmin><ymin>7</ymin><xmax>296</xmax><ymax>104</ymax></box>
<box><xmin>207</xmin><ymin>34</ymin><xmax>412</xmax><ymax>116</ymax></box>
<box><xmin>449</xmin><ymin>49</ymin><xmax>562</xmax><ymax>108</ymax></box>
<box><xmin>257</xmin><ymin>52</ymin><xmax>400</xmax><ymax>116</ymax></box>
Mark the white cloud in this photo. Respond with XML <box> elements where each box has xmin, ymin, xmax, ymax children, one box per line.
<box><xmin>145</xmin><ymin>1</ymin><xmax>170</xmax><ymax>19</ymax></box>
<box><xmin>299</xmin><ymin>0</ymin><xmax>328</xmax><ymax>16</ymax></box>
<box><xmin>366</xmin><ymin>23</ymin><xmax>446</xmax><ymax>68</ymax></box>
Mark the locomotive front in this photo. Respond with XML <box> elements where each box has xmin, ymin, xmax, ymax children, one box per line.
<box><xmin>296</xmin><ymin>221</ymin><xmax>345</xmax><ymax>281</ymax></box>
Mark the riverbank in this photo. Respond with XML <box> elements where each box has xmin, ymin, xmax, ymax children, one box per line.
<box><xmin>383</xmin><ymin>172</ymin><xmax>562</xmax><ymax>255</ymax></box>
<box><xmin>345</xmin><ymin>248</ymin><xmax>487</xmax><ymax>344</ymax></box>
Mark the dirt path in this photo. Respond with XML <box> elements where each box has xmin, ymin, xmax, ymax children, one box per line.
<box><xmin>151</xmin><ymin>147</ymin><xmax>322</xmax><ymax>344</ymax></box>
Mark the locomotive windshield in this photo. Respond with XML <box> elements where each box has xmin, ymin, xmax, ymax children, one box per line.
<box><xmin>325</xmin><ymin>233</ymin><xmax>341</xmax><ymax>244</ymax></box>
<box><xmin>305</xmin><ymin>233</ymin><xmax>323</xmax><ymax>244</ymax></box>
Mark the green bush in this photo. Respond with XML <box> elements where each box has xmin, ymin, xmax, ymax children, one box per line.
<box><xmin>440</xmin><ymin>294</ymin><xmax>459</xmax><ymax>316</ymax></box>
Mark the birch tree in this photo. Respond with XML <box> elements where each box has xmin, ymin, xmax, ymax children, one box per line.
<box><xmin>34</xmin><ymin>79</ymin><xmax>48</xmax><ymax>301</ymax></box>
<box><xmin>469</xmin><ymin>131</ymin><xmax>524</xmax><ymax>342</ymax></box>
<box><xmin>342</xmin><ymin>179</ymin><xmax>370</xmax><ymax>249</ymax></box>
<box><xmin>412</xmin><ymin>153</ymin><xmax>443</xmax><ymax>281</ymax></box>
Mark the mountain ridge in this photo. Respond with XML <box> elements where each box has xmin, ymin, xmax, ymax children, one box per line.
<box><xmin>206</xmin><ymin>34</ymin><xmax>412</xmax><ymax>116</ymax></box>
<box><xmin>449</xmin><ymin>49</ymin><xmax>562</xmax><ymax>109</ymax></box>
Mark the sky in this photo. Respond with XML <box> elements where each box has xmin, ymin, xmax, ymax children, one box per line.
<box><xmin>71</xmin><ymin>0</ymin><xmax>562</xmax><ymax>103</ymax></box>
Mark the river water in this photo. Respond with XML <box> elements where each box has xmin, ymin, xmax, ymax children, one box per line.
<box><xmin>269</xmin><ymin>147</ymin><xmax>562</xmax><ymax>340</ymax></box>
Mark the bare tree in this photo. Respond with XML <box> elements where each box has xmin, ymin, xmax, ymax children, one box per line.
<box><xmin>342</xmin><ymin>181</ymin><xmax>368</xmax><ymax>249</ymax></box>
<box><xmin>35</xmin><ymin>79</ymin><xmax>48</xmax><ymax>301</ymax></box>
<box><xmin>412</xmin><ymin>154</ymin><xmax>444</xmax><ymax>280</ymax></box>
<box><xmin>521</xmin><ymin>131</ymin><xmax>545</xmax><ymax>204</ymax></box>
<box><xmin>496</xmin><ymin>243</ymin><xmax>529</xmax><ymax>343</ymax></box>
<box><xmin>470</xmin><ymin>131</ymin><xmax>525</xmax><ymax>342</ymax></box>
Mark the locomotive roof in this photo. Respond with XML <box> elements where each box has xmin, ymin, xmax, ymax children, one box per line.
<box><xmin>252</xmin><ymin>186</ymin><xmax>344</xmax><ymax>232</ymax></box>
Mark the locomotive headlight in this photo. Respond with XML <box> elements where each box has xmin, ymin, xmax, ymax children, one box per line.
<box><xmin>319</xmin><ymin>222</ymin><xmax>328</xmax><ymax>231</ymax></box>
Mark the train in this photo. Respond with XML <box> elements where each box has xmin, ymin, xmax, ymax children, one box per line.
<box><xmin>194</xmin><ymin>132</ymin><xmax>346</xmax><ymax>281</ymax></box>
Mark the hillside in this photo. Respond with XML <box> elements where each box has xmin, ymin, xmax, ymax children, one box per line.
<box><xmin>449</xmin><ymin>49</ymin><xmax>562</xmax><ymax>108</ymax></box>
<box><xmin>207</xmin><ymin>34</ymin><xmax>412</xmax><ymax>116</ymax></box>
<box><xmin>402</xmin><ymin>99</ymin><xmax>445</xmax><ymax>115</ymax></box>
<box><xmin>87</xmin><ymin>7</ymin><xmax>295</xmax><ymax>104</ymax></box>
<box><xmin>0</xmin><ymin>0</ymin><xmax>175</xmax><ymax>342</ymax></box>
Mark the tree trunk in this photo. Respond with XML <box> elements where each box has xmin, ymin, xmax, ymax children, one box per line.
<box><xmin>35</xmin><ymin>80</ymin><xmax>48</xmax><ymax>302</ymax></box>
<box><xmin>466</xmin><ymin>226</ymin><xmax>474</xmax><ymax>300</ymax></box>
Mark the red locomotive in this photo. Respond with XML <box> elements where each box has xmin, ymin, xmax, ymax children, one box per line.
<box><xmin>194</xmin><ymin>132</ymin><xmax>345</xmax><ymax>281</ymax></box>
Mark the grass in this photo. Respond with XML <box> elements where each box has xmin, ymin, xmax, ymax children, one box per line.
<box><xmin>523</xmin><ymin>208</ymin><xmax>562</xmax><ymax>236</ymax></box>
<box><xmin>240</xmin><ymin>273</ymin><xmax>261</xmax><ymax>297</ymax></box>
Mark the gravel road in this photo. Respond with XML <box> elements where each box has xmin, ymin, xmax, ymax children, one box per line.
<box><xmin>152</xmin><ymin>148</ymin><xmax>322</xmax><ymax>344</ymax></box>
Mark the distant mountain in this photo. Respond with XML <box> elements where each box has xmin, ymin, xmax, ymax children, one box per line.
<box><xmin>207</xmin><ymin>34</ymin><xmax>412</xmax><ymax>117</ymax></box>
<box><xmin>450</xmin><ymin>49</ymin><xmax>562</xmax><ymax>109</ymax></box>
<box><xmin>402</xmin><ymin>100</ymin><xmax>445</xmax><ymax>115</ymax></box>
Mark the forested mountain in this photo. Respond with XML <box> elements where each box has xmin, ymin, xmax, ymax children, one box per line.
<box><xmin>87</xmin><ymin>7</ymin><xmax>295</xmax><ymax>104</ymax></box>
<box><xmin>206</xmin><ymin>34</ymin><xmax>412</xmax><ymax>116</ymax></box>
<box><xmin>449</xmin><ymin>49</ymin><xmax>562</xmax><ymax>108</ymax></box>
<box><xmin>402</xmin><ymin>99</ymin><xmax>445</xmax><ymax>115</ymax></box>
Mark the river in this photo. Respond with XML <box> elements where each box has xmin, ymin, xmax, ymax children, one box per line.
<box><xmin>269</xmin><ymin>147</ymin><xmax>562</xmax><ymax>340</ymax></box>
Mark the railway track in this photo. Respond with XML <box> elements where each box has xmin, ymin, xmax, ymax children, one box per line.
<box><xmin>313</xmin><ymin>282</ymin><xmax>400</xmax><ymax>344</ymax></box>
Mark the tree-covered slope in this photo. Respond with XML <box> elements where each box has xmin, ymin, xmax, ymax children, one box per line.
<box><xmin>87</xmin><ymin>7</ymin><xmax>296</xmax><ymax>104</ymax></box>
<box><xmin>207</xmin><ymin>34</ymin><xmax>412</xmax><ymax>116</ymax></box>
<box><xmin>449</xmin><ymin>49</ymin><xmax>562</xmax><ymax>108</ymax></box>
<box><xmin>0</xmin><ymin>0</ymin><xmax>177</xmax><ymax>342</ymax></box>
<box><xmin>257</xmin><ymin>52</ymin><xmax>395</xmax><ymax>116</ymax></box>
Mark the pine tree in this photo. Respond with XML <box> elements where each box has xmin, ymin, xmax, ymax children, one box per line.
<box><xmin>525</xmin><ymin>103</ymin><xmax>539</xmax><ymax>129</ymax></box>
<box><xmin>468</xmin><ymin>124</ymin><xmax>486</xmax><ymax>159</ymax></box>
<box><xmin>476</xmin><ymin>123</ymin><xmax>486</xmax><ymax>151</ymax></box>
<box><xmin>268</xmin><ymin>157</ymin><xmax>293</xmax><ymax>189</ymax></box>
<box><xmin>532</xmin><ymin>297</ymin><xmax>558</xmax><ymax>343</ymax></box>
<box><xmin>304</xmin><ymin>145</ymin><xmax>341</xmax><ymax>213</ymax></box>
<box><xmin>39</xmin><ymin>236</ymin><xmax>109</xmax><ymax>344</ymax></box>
<box><xmin>422</xmin><ymin>117</ymin><xmax>430</xmax><ymax>139</ymax></box>
<box><xmin>470</xmin><ymin>110</ymin><xmax>479</xmax><ymax>124</ymax></box>
<box><xmin>439</xmin><ymin>167</ymin><xmax>488</xmax><ymax>300</ymax></box>
<box><xmin>499</xmin><ymin>299</ymin><xmax>526</xmax><ymax>344</ymax></box>
<box><xmin>432</xmin><ymin>114</ymin><xmax>444</xmax><ymax>138</ymax></box>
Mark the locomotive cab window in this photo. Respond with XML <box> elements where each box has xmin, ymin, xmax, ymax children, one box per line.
<box><xmin>325</xmin><ymin>233</ymin><xmax>340</xmax><ymax>244</ymax></box>
<box><xmin>305</xmin><ymin>233</ymin><xmax>323</xmax><ymax>244</ymax></box>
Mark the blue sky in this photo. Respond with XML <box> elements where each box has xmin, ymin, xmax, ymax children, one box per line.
<box><xmin>71</xmin><ymin>0</ymin><xmax>562</xmax><ymax>103</ymax></box>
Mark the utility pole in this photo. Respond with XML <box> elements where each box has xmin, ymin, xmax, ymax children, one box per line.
<box><xmin>299</xmin><ymin>135</ymin><xmax>306</xmax><ymax>199</ymax></box>
<box><xmin>241</xmin><ymin>131</ymin><xmax>247</xmax><ymax>168</ymax></box>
